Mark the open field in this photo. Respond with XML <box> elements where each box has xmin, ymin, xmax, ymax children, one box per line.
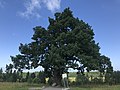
<box><xmin>0</xmin><ymin>82</ymin><xmax>42</xmax><ymax>90</ymax></box>
<box><xmin>0</xmin><ymin>82</ymin><xmax>120</xmax><ymax>90</ymax></box>
<box><xmin>0</xmin><ymin>82</ymin><xmax>28</xmax><ymax>90</ymax></box>
<box><xmin>68</xmin><ymin>72</ymin><xmax>100</xmax><ymax>77</ymax></box>
<box><xmin>71</xmin><ymin>85</ymin><xmax>120</xmax><ymax>90</ymax></box>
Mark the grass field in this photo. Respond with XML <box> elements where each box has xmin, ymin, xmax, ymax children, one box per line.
<box><xmin>71</xmin><ymin>85</ymin><xmax>120</xmax><ymax>90</ymax></box>
<box><xmin>0</xmin><ymin>82</ymin><xmax>42</xmax><ymax>90</ymax></box>
<box><xmin>0</xmin><ymin>82</ymin><xmax>28</xmax><ymax>90</ymax></box>
<box><xmin>68</xmin><ymin>72</ymin><xmax>100</xmax><ymax>77</ymax></box>
<box><xmin>0</xmin><ymin>82</ymin><xmax>120</xmax><ymax>90</ymax></box>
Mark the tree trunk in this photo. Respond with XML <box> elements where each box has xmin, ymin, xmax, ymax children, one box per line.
<box><xmin>53</xmin><ymin>69</ymin><xmax>62</xmax><ymax>86</ymax></box>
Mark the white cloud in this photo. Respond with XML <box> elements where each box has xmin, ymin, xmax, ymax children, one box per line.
<box><xmin>19</xmin><ymin>0</ymin><xmax>41</xmax><ymax>19</ymax></box>
<box><xmin>19</xmin><ymin>0</ymin><xmax>61</xmax><ymax>19</ymax></box>
<box><xmin>43</xmin><ymin>0</ymin><xmax>61</xmax><ymax>12</ymax></box>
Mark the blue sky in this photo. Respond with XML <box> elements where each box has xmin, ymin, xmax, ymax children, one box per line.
<box><xmin>0</xmin><ymin>0</ymin><xmax>120</xmax><ymax>71</ymax></box>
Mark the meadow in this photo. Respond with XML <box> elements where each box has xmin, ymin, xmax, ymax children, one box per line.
<box><xmin>0</xmin><ymin>82</ymin><xmax>120</xmax><ymax>90</ymax></box>
<box><xmin>0</xmin><ymin>82</ymin><xmax>42</xmax><ymax>90</ymax></box>
<box><xmin>0</xmin><ymin>82</ymin><xmax>28</xmax><ymax>90</ymax></box>
<box><xmin>71</xmin><ymin>85</ymin><xmax>120</xmax><ymax>90</ymax></box>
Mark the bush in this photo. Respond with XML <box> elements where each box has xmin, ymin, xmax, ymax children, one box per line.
<box><xmin>91</xmin><ymin>77</ymin><xmax>103</xmax><ymax>84</ymax></box>
<box><xmin>37</xmin><ymin>71</ymin><xmax>46</xmax><ymax>84</ymax></box>
<box><xmin>21</xmin><ymin>78</ymin><xmax>26</xmax><ymax>82</ymax></box>
<box><xmin>27</xmin><ymin>76</ymin><xmax>32</xmax><ymax>84</ymax></box>
<box><xmin>48</xmin><ymin>77</ymin><xmax>53</xmax><ymax>85</ymax></box>
<box><xmin>31</xmin><ymin>73</ymin><xmax>36</xmax><ymax>79</ymax></box>
<box><xmin>75</xmin><ymin>74</ymin><xmax>89</xmax><ymax>85</ymax></box>
<box><xmin>112</xmin><ymin>71</ymin><xmax>120</xmax><ymax>84</ymax></box>
<box><xmin>105</xmin><ymin>72</ymin><xmax>113</xmax><ymax>85</ymax></box>
<box><xmin>32</xmin><ymin>77</ymin><xmax>40</xmax><ymax>84</ymax></box>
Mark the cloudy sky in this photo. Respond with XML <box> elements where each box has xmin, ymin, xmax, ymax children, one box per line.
<box><xmin>0</xmin><ymin>0</ymin><xmax>120</xmax><ymax>71</ymax></box>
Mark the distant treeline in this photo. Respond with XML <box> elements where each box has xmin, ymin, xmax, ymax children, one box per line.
<box><xmin>71</xmin><ymin>71</ymin><xmax>120</xmax><ymax>86</ymax></box>
<box><xmin>0</xmin><ymin>67</ymin><xmax>120</xmax><ymax>86</ymax></box>
<box><xmin>0</xmin><ymin>68</ymin><xmax>46</xmax><ymax>84</ymax></box>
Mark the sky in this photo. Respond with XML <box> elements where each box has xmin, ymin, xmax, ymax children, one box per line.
<box><xmin>0</xmin><ymin>0</ymin><xmax>120</xmax><ymax>71</ymax></box>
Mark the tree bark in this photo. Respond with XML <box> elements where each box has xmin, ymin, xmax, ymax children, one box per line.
<box><xmin>53</xmin><ymin>69</ymin><xmax>62</xmax><ymax>86</ymax></box>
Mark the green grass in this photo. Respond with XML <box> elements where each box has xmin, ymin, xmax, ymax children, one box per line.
<box><xmin>0</xmin><ymin>82</ymin><xmax>42</xmax><ymax>90</ymax></box>
<box><xmin>71</xmin><ymin>85</ymin><xmax>120</xmax><ymax>90</ymax></box>
<box><xmin>0</xmin><ymin>82</ymin><xmax>120</xmax><ymax>90</ymax></box>
<box><xmin>0</xmin><ymin>82</ymin><xmax>28</xmax><ymax>90</ymax></box>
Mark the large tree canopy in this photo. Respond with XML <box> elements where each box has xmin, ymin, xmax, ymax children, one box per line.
<box><xmin>10</xmin><ymin>8</ymin><xmax>113</xmax><ymax>85</ymax></box>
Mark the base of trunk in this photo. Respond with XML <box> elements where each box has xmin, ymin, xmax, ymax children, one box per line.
<box><xmin>52</xmin><ymin>69</ymin><xmax>62</xmax><ymax>86</ymax></box>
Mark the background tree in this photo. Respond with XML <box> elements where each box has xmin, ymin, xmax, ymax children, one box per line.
<box><xmin>10</xmin><ymin>8</ymin><xmax>113</xmax><ymax>85</ymax></box>
<box><xmin>96</xmin><ymin>55</ymin><xmax>113</xmax><ymax>84</ymax></box>
<box><xmin>0</xmin><ymin>68</ymin><xmax>3</xmax><ymax>82</ymax></box>
<box><xmin>5</xmin><ymin>64</ymin><xmax>13</xmax><ymax>82</ymax></box>
<box><xmin>112</xmin><ymin>71</ymin><xmax>120</xmax><ymax>84</ymax></box>
<box><xmin>37</xmin><ymin>71</ymin><xmax>46</xmax><ymax>84</ymax></box>
<box><xmin>11</xmin><ymin>70</ymin><xmax>17</xmax><ymax>82</ymax></box>
<box><xmin>25</xmin><ymin>72</ymin><xmax>29</xmax><ymax>82</ymax></box>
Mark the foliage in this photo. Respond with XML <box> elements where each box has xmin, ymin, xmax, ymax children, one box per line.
<box><xmin>25</xmin><ymin>72</ymin><xmax>29</xmax><ymax>82</ymax></box>
<box><xmin>0</xmin><ymin>68</ymin><xmax>3</xmax><ymax>82</ymax></box>
<box><xmin>112</xmin><ymin>71</ymin><xmax>120</xmax><ymax>84</ymax></box>
<box><xmin>91</xmin><ymin>77</ymin><xmax>103</xmax><ymax>85</ymax></box>
<box><xmin>37</xmin><ymin>71</ymin><xmax>46</xmax><ymax>84</ymax></box>
<box><xmin>31</xmin><ymin>73</ymin><xmax>36</xmax><ymax>79</ymax></box>
<box><xmin>27</xmin><ymin>75</ymin><xmax>32</xmax><ymax>84</ymax></box>
<box><xmin>9</xmin><ymin>8</ymin><xmax>113</xmax><ymax>85</ymax></box>
<box><xmin>75</xmin><ymin>73</ymin><xmax>89</xmax><ymax>85</ymax></box>
<box><xmin>32</xmin><ymin>77</ymin><xmax>40</xmax><ymax>84</ymax></box>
